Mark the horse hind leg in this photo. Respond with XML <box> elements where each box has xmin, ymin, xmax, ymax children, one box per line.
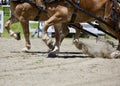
<box><xmin>110</xmin><ymin>39</ymin><xmax>120</xmax><ymax>59</ymax></box>
<box><xmin>72</xmin><ymin>23</ymin><xmax>83</xmax><ymax>50</ymax></box>
<box><xmin>60</xmin><ymin>23</ymin><xmax>69</xmax><ymax>44</ymax></box>
<box><xmin>5</xmin><ymin>15</ymin><xmax>21</xmax><ymax>40</ymax></box>
<box><xmin>97</xmin><ymin>25</ymin><xmax>120</xmax><ymax>59</ymax></box>
<box><xmin>60</xmin><ymin>23</ymin><xmax>83</xmax><ymax>50</ymax></box>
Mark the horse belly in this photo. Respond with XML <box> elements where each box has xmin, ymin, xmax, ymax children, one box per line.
<box><xmin>74</xmin><ymin>9</ymin><xmax>104</xmax><ymax>23</ymax></box>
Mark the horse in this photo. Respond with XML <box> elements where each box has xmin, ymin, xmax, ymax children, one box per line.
<box><xmin>5</xmin><ymin>0</ymin><xmax>83</xmax><ymax>53</ymax></box>
<box><xmin>40</xmin><ymin>0</ymin><xmax>120</xmax><ymax>58</ymax></box>
<box><xmin>6</xmin><ymin>0</ymin><xmax>119</xmax><ymax>58</ymax></box>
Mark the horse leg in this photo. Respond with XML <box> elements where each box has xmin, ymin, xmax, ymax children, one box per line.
<box><xmin>42</xmin><ymin>5</ymin><xmax>68</xmax><ymax>56</ymax></box>
<box><xmin>48</xmin><ymin>23</ymin><xmax>83</xmax><ymax>57</ymax></box>
<box><xmin>42</xmin><ymin>23</ymin><xmax>69</xmax><ymax>57</ymax></box>
<box><xmin>48</xmin><ymin>23</ymin><xmax>70</xmax><ymax>57</ymax></box>
<box><xmin>42</xmin><ymin>12</ymin><xmax>64</xmax><ymax>54</ymax></box>
<box><xmin>59</xmin><ymin>23</ymin><xmax>83</xmax><ymax>49</ymax></box>
<box><xmin>116</xmin><ymin>40</ymin><xmax>120</xmax><ymax>50</ymax></box>
<box><xmin>20</xmin><ymin>21</ymin><xmax>31</xmax><ymax>51</ymax></box>
<box><xmin>72</xmin><ymin>23</ymin><xmax>83</xmax><ymax>50</ymax></box>
<box><xmin>48</xmin><ymin>24</ymin><xmax>63</xmax><ymax>57</ymax></box>
<box><xmin>59</xmin><ymin>23</ymin><xmax>69</xmax><ymax>44</ymax></box>
<box><xmin>42</xmin><ymin>20</ymin><xmax>54</xmax><ymax>50</ymax></box>
<box><xmin>5</xmin><ymin>15</ymin><xmax>21</xmax><ymax>40</ymax></box>
<box><xmin>110</xmin><ymin>39</ymin><xmax>120</xmax><ymax>58</ymax></box>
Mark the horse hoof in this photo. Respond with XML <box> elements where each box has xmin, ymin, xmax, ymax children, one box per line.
<box><xmin>110</xmin><ymin>50</ymin><xmax>120</xmax><ymax>59</ymax></box>
<box><xmin>22</xmin><ymin>47</ymin><xmax>29</xmax><ymax>52</ymax></box>
<box><xmin>15</xmin><ymin>32</ymin><xmax>21</xmax><ymax>40</ymax></box>
<box><xmin>48</xmin><ymin>52</ymin><xmax>57</xmax><ymax>57</ymax></box>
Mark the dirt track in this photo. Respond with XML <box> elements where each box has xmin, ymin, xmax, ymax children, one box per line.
<box><xmin>0</xmin><ymin>38</ymin><xmax>120</xmax><ymax>86</ymax></box>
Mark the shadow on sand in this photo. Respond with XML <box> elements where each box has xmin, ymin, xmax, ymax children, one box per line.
<box><xmin>10</xmin><ymin>50</ymin><xmax>92</xmax><ymax>58</ymax></box>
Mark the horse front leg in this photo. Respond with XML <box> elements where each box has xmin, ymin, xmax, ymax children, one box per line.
<box><xmin>5</xmin><ymin>15</ymin><xmax>21</xmax><ymax>40</ymax></box>
<box><xmin>20</xmin><ymin>21</ymin><xmax>31</xmax><ymax>51</ymax></box>
<box><xmin>42</xmin><ymin>9</ymin><xmax>68</xmax><ymax>57</ymax></box>
<box><xmin>42</xmin><ymin>21</ymin><xmax>54</xmax><ymax>51</ymax></box>
<box><xmin>42</xmin><ymin>21</ymin><xmax>60</xmax><ymax>57</ymax></box>
<box><xmin>48</xmin><ymin>24</ymin><xmax>62</xmax><ymax>57</ymax></box>
<box><xmin>42</xmin><ymin>14</ymin><xmax>62</xmax><ymax>57</ymax></box>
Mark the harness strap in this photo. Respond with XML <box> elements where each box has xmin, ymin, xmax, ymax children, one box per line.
<box><xmin>108</xmin><ymin>0</ymin><xmax>120</xmax><ymax>31</ymax></box>
<box><xmin>110</xmin><ymin>0</ymin><xmax>120</xmax><ymax>21</ymax></box>
<box><xmin>42</xmin><ymin>0</ymin><xmax>60</xmax><ymax>3</ymax></box>
<box><xmin>70</xmin><ymin>0</ymin><xmax>80</xmax><ymax>23</ymax></box>
<box><xmin>70</xmin><ymin>9</ymin><xmax>78</xmax><ymax>23</ymax></box>
<box><xmin>34</xmin><ymin>10</ymin><xmax>42</xmax><ymax>21</ymax></box>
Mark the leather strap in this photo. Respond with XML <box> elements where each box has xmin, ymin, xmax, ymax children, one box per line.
<box><xmin>70</xmin><ymin>0</ymin><xmax>80</xmax><ymax>23</ymax></box>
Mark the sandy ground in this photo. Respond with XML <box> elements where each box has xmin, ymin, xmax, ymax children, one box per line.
<box><xmin>0</xmin><ymin>38</ymin><xmax>120</xmax><ymax>86</ymax></box>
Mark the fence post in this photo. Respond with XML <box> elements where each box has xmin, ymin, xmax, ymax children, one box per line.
<box><xmin>0</xmin><ymin>10</ymin><xmax>4</xmax><ymax>37</ymax></box>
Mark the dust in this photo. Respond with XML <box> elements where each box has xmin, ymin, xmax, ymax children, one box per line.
<box><xmin>80</xmin><ymin>38</ymin><xmax>117</xmax><ymax>58</ymax></box>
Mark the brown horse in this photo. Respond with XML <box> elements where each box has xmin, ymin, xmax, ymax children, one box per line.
<box><xmin>5</xmin><ymin>0</ymin><xmax>120</xmax><ymax>58</ymax></box>
<box><xmin>5</xmin><ymin>0</ymin><xmax>82</xmax><ymax>53</ymax></box>
<box><xmin>5</xmin><ymin>0</ymin><xmax>48</xmax><ymax>51</ymax></box>
<box><xmin>41</xmin><ymin>0</ymin><xmax>120</xmax><ymax>57</ymax></box>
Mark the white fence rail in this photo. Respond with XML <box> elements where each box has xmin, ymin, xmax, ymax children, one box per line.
<box><xmin>0</xmin><ymin>10</ymin><xmax>4</xmax><ymax>33</ymax></box>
